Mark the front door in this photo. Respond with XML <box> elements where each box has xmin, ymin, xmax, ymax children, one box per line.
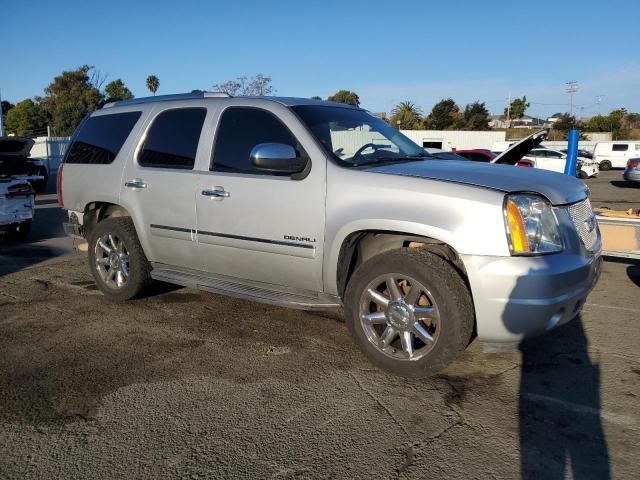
<box><xmin>195</xmin><ymin>105</ymin><xmax>325</xmax><ymax>292</ymax></box>
<box><xmin>120</xmin><ymin>106</ymin><xmax>208</xmax><ymax>270</ymax></box>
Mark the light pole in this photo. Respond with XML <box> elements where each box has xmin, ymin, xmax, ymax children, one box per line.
<box><xmin>396</xmin><ymin>120</ymin><xmax>401</xmax><ymax>130</ymax></box>
<box><xmin>0</xmin><ymin>88</ymin><xmax>4</xmax><ymax>137</ymax></box>
<box><xmin>566</xmin><ymin>81</ymin><xmax>578</xmax><ymax>116</ymax></box>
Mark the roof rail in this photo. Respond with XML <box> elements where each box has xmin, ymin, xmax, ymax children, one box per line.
<box><xmin>102</xmin><ymin>91</ymin><xmax>231</xmax><ymax>109</ymax></box>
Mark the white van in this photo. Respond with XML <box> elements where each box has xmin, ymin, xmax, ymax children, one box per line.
<box><xmin>593</xmin><ymin>142</ymin><xmax>640</xmax><ymax>170</ymax></box>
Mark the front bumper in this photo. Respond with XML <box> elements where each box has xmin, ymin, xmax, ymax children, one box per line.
<box><xmin>461</xmin><ymin>251</ymin><xmax>602</xmax><ymax>344</ymax></box>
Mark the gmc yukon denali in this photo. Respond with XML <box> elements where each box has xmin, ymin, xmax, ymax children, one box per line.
<box><xmin>59</xmin><ymin>93</ymin><xmax>602</xmax><ymax>377</ymax></box>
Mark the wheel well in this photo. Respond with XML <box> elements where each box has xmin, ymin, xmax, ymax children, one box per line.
<box><xmin>83</xmin><ymin>202</ymin><xmax>130</xmax><ymax>237</ymax></box>
<box><xmin>336</xmin><ymin>231</ymin><xmax>467</xmax><ymax>300</ymax></box>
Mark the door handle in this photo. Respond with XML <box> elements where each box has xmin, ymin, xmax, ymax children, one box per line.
<box><xmin>125</xmin><ymin>179</ymin><xmax>147</xmax><ymax>189</ymax></box>
<box><xmin>201</xmin><ymin>188</ymin><xmax>230</xmax><ymax>198</ymax></box>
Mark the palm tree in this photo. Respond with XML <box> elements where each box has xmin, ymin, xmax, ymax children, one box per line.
<box><xmin>146</xmin><ymin>75</ymin><xmax>160</xmax><ymax>96</ymax></box>
<box><xmin>390</xmin><ymin>101</ymin><xmax>423</xmax><ymax>130</ymax></box>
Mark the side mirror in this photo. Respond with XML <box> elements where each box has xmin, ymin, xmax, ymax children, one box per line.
<box><xmin>250</xmin><ymin>143</ymin><xmax>308</xmax><ymax>174</ymax></box>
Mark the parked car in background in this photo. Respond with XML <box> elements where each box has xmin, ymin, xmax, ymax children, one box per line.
<box><xmin>0</xmin><ymin>177</ymin><xmax>35</xmax><ymax>238</ymax></box>
<box><xmin>623</xmin><ymin>157</ymin><xmax>640</xmax><ymax>183</ymax></box>
<box><xmin>524</xmin><ymin>148</ymin><xmax>599</xmax><ymax>178</ymax></box>
<box><xmin>593</xmin><ymin>141</ymin><xmax>640</xmax><ymax>170</ymax></box>
<box><xmin>423</xmin><ymin>148</ymin><xmax>470</xmax><ymax>161</ymax></box>
<box><xmin>0</xmin><ymin>137</ymin><xmax>48</xmax><ymax>192</ymax></box>
<box><xmin>59</xmin><ymin>93</ymin><xmax>601</xmax><ymax>378</ymax></box>
<box><xmin>561</xmin><ymin>148</ymin><xmax>593</xmax><ymax>160</ymax></box>
<box><xmin>454</xmin><ymin>149</ymin><xmax>496</xmax><ymax>162</ymax></box>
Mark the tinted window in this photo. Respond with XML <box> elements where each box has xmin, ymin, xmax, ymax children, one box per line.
<box><xmin>65</xmin><ymin>111</ymin><xmax>141</xmax><ymax>164</ymax></box>
<box><xmin>139</xmin><ymin>108</ymin><xmax>206</xmax><ymax>169</ymax></box>
<box><xmin>612</xmin><ymin>144</ymin><xmax>629</xmax><ymax>151</ymax></box>
<box><xmin>470</xmin><ymin>152</ymin><xmax>490</xmax><ymax>162</ymax></box>
<box><xmin>546</xmin><ymin>151</ymin><xmax>563</xmax><ymax>158</ymax></box>
<box><xmin>212</xmin><ymin>107</ymin><xmax>302</xmax><ymax>174</ymax></box>
<box><xmin>531</xmin><ymin>150</ymin><xmax>545</xmax><ymax>157</ymax></box>
<box><xmin>456</xmin><ymin>152</ymin><xmax>472</xmax><ymax>160</ymax></box>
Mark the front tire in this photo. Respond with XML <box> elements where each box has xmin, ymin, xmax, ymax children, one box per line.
<box><xmin>88</xmin><ymin>217</ymin><xmax>152</xmax><ymax>301</ymax></box>
<box><xmin>345</xmin><ymin>248</ymin><xmax>474</xmax><ymax>378</ymax></box>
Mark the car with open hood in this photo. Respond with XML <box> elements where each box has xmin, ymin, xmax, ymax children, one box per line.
<box><xmin>0</xmin><ymin>136</ymin><xmax>48</xmax><ymax>192</ymax></box>
<box><xmin>59</xmin><ymin>93</ymin><xmax>601</xmax><ymax>378</ymax></box>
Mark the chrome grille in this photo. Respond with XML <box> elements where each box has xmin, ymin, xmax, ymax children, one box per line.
<box><xmin>567</xmin><ymin>198</ymin><xmax>598</xmax><ymax>251</ymax></box>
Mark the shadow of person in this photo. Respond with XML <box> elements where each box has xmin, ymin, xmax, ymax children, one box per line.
<box><xmin>518</xmin><ymin>318</ymin><xmax>610</xmax><ymax>479</ymax></box>
<box><xmin>501</xmin><ymin>259</ymin><xmax>610</xmax><ymax>479</ymax></box>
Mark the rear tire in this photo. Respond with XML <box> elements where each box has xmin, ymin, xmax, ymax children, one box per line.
<box><xmin>344</xmin><ymin>248</ymin><xmax>474</xmax><ymax>378</ymax></box>
<box><xmin>599</xmin><ymin>160</ymin><xmax>612</xmax><ymax>171</ymax></box>
<box><xmin>578</xmin><ymin>170</ymin><xmax>588</xmax><ymax>179</ymax></box>
<box><xmin>88</xmin><ymin>217</ymin><xmax>152</xmax><ymax>301</ymax></box>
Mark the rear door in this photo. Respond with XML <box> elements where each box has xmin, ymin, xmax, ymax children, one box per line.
<box><xmin>120</xmin><ymin>106</ymin><xmax>208</xmax><ymax>269</ymax></box>
<box><xmin>194</xmin><ymin>103</ymin><xmax>326</xmax><ymax>292</ymax></box>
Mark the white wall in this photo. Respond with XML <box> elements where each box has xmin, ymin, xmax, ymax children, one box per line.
<box><xmin>400</xmin><ymin>130</ymin><xmax>506</xmax><ymax>151</ymax></box>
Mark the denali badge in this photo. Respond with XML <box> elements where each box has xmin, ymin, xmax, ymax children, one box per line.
<box><xmin>284</xmin><ymin>235</ymin><xmax>316</xmax><ymax>243</ymax></box>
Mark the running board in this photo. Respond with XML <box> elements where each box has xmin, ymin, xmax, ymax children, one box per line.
<box><xmin>150</xmin><ymin>265</ymin><xmax>342</xmax><ymax>311</ymax></box>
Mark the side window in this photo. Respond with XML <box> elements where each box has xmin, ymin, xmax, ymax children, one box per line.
<box><xmin>612</xmin><ymin>144</ymin><xmax>629</xmax><ymax>152</ymax></box>
<box><xmin>212</xmin><ymin>107</ymin><xmax>304</xmax><ymax>174</ymax></box>
<box><xmin>546</xmin><ymin>151</ymin><xmax>562</xmax><ymax>158</ymax></box>
<box><xmin>531</xmin><ymin>150</ymin><xmax>545</xmax><ymax>157</ymax></box>
<box><xmin>139</xmin><ymin>108</ymin><xmax>206</xmax><ymax>169</ymax></box>
<box><xmin>65</xmin><ymin>111</ymin><xmax>141</xmax><ymax>164</ymax></box>
<box><xmin>635</xmin><ymin>144</ymin><xmax>640</xmax><ymax>151</ymax></box>
<box><xmin>471</xmin><ymin>152</ymin><xmax>487</xmax><ymax>162</ymax></box>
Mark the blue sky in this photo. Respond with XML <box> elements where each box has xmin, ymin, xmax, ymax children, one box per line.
<box><xmin>2</xmin><ymin>0</ymin><xmax>638</xmax><ymax>118</ymax></box>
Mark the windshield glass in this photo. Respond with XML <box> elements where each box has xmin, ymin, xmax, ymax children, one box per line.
<box><xmin>292</xmin><ymin>106</ymin><xmax>426</xmax><ymax>166</ymax></box>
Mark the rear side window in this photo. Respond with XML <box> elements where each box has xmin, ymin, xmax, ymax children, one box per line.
<box><xmin>139</xmin><ymin>108</ymin><xmax>207</xmax><ymax>169</ymax></box>
<box><xmin>65</xmin><ymin>111</ymin><xmax>141</xmax><ymax>164</ymax></box>
<box><xmin>211</xmin><ymin>107</ymin><xmax>302</xmax><ymax>174</ymax></box>
<box><xmin>612</xmin><ymin>144</ymin><xmax>629</xmax><ymax>151</ymax></box>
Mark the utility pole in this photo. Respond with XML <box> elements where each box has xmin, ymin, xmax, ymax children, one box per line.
<box><xmin>566</xmin><ymin>81</ymin><xmax>578</xmax><ymax>116</ymax></box>
<box><xmin>506</xmin><ymin>90</ymin><xmax>511</xmax><ymax>127</ymax></box>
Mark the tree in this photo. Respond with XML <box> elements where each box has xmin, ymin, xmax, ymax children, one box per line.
<box><xmin>505</xmin><ymin>95</ymin><xmax>529</xmax><ymax>120</ymax></box>
<box><xmin>213</xmin><ymin>74</ymin><xmax>274</xmax><ymax>96</ymax></box>
<box><xmin>40</xmin><ymin>65</ymin><xmax>102</xmax><ymax>136</ymax></box>
<box><xmin>4</xmin><ymin>99</ymin><xmax>49</xmax><ymax>137</ymax></box>
<box><xmin>327</xmin><ymin>90</ymin><xmax>360</xmax><ymax>106</ymax></box>
<box><xmin>460</xmin><ymin>101</ymin><xmax>492</xmax><ymax>130</ymax></box>
<box><xmin>552</xmin><ymin>113</ymin><xmax>579</xmax><ymax>139</ymax></box>
<box><xmin>423</xmin><ymin>98</ymin><xmax>460</xmax><ymax>130</ymax></box>
<box><xmin>104</xmin><ymin>79</ymin><xmax>134</xmax><ymax>102</ymax></box>
<box><xmin>389</xmin><ymin>101</ymin><xmax>423</xmax><ymax>130</ymax></box>
<box><xmin>146</xmin><ymin>75</ymin><xmax>160</xmax><ymax>96</ymax></box>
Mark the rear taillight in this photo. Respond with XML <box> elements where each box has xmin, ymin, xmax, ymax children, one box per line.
<box><xmin>7</xmin><ymin>183</ymin><xmax>35</xmax><ymax>197</ymax></box>
<box><xmin>516</xmin><ymin>160</ymin><xmax>533</xmax><ymax>167</ymax></box>
<box><xmin>628</xmin><ymin>159</ymin><xmax>640</xmax><ymax>169</ymax></box>
<box><xmin>57</xmin><ymin>164</ymin><xmax>64</xmax><ymax>207</ymax></box>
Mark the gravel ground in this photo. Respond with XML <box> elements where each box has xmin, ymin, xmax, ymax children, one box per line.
<box><xmin>0</xmin><ymin>172</ymin><xmax>638</xmax><ymax>479</ymax></box>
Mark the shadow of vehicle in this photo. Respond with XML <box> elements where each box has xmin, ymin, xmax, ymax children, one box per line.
<box><xmin>610</xmin><ymin>180</ymin><xmax>640</xmax><ymax>189</ymax></box>
<box><xmin>627</xmin><ymin>264</ymin><xmax>640</xmax><ymax>287</ymax></box>
<box><xmin>503</xmin><ymin>265</ymin><xmax>610</xmax><ymax>479</ymax></box>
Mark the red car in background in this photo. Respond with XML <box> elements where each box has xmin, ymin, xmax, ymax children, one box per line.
<box><xmin>454</xmin><ymin>148</ymin><xmax>534</xmax><ymax>167</ymax></box>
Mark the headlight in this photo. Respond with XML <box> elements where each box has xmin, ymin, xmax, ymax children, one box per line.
<box><xmin>503</xmin><ymin>194</ymin><xmax>563</xmax><ymax>255</ymax></box>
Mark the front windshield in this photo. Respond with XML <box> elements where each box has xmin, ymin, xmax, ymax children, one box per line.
<box><xmin>292</xmin><ymin>106</ymin><xmax>426</xmax><ymax>166</ymax></box>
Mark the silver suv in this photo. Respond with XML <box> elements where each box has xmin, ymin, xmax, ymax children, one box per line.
<box><xmin>60</xmin><ymin>93</ymin><xmax>601</xmax><ymax>377</ymax></box>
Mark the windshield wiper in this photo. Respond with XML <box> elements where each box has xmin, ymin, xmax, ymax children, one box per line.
<box><xmin>350</xmin><ymin>156</ymin><xmax>427</xmax><ymax>167</ymax></box>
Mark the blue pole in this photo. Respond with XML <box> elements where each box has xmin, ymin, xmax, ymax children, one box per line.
<box><xmin>564</xmin><ymin>129</ymin><xmax>579</xmax><ymax>176</ymax></box>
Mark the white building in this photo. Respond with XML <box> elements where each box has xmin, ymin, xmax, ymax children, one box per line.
<box><xmin>400</xmin><ymin>130</ymin><xmax>506</xmax><ymax>152</ymax></box>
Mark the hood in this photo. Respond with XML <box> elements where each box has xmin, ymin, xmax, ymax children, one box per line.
<box><xmin>492</xmin><ymin>129</ymin><xmax>548</xmax><ymax>165</ymax></box>
<box><xmin>0</xmin><ymin>137</ymin><xmax>34</xmax><ymax>157</ymax></box>
<box><xmin>364</xmin><ymin>159</ymin><xmax>589</xmax><ymax>205</ymax></box>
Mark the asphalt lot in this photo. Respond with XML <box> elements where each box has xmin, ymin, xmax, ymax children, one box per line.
<box><xmin>0</xmin><ymin>170</ymin><xmax>638</xmax><ymax>479</ymax></box>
